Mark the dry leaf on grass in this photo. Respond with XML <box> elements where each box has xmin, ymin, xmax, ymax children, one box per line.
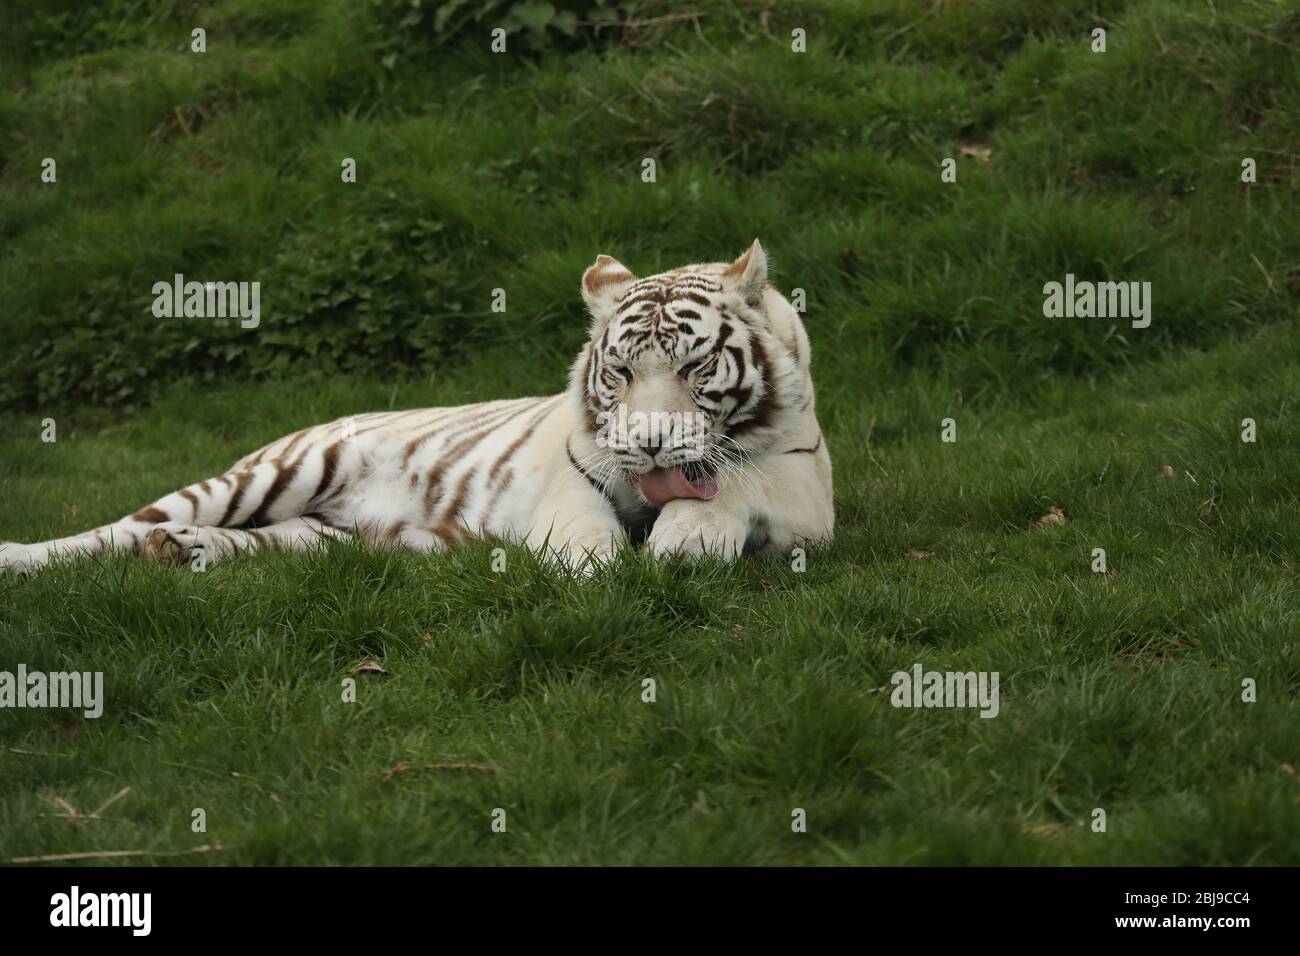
<box><xmin>6</xmin><ymin>747</ymin><xmax>72</xmax><ymax>758</ymax></box>
<box><xmin>1024</xmin><ymin>822</ymin><xmax>1068</xmax><ymax>839</ymax></box>
<box><xmin>904</xmin><ymin>549</ymin><xmax>932</xmax><ymax>560</ymax></box>
<box><xmin>382</xmin><ymin>760</ymin><xmax>502</xmax><ymax>781</ymax></box>
<box><xmin>41</xmin><ymin>786</ymin><xmax>132</xmax><ymax>828</ymax></box>
<box><xmin>1030</xmin><ymin>506</ymin><xmax>1068</xmax><ymax>531</ymax></box>
<box><xmin>8</xmin><ymin>844</ymin><xmax>228</xmax><ymax>865</ymax></box>
<box><xmin>350</xmin><ymin>660</ymin><xmax>389</xmax><ymax>676</ymax></box>
<box><xmin>1157</xmin><ymin>464</ymin><xmax>1175</xmax><ymax>478</ymax></box>
<box><xmin>959</xmin><ymin>142</ymin><xmax>993</xmax><ymax>161</ymax></box>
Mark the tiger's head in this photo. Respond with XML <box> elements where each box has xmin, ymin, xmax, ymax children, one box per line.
<box><xmin>572</xmin><ymin>240</ymin><xmax>814</xmax><ymax>508</ymax></box>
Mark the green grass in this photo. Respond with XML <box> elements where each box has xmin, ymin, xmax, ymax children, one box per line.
<box><xmin>3</xmin><ymin>328</ymin><xmax>1299</xmax><ymax>864</ymax></box>
<box><xmin>2</xmin><ymin>0</ymin><xmax>1299</xmax><ymax>864</ymax></box>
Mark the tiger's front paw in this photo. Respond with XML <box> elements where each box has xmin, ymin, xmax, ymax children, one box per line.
<box><xmin>559</xmin><ymin>528</ymin><xmax>625</xmax><ymax>577</ymax></box>
<box><xmin>647</xmin><ymin>508</ymin><xmax>747</xmax><ymax>561</ymax></box>
<box><xmin>529</xmin><ymin>528</ymin><xmax>619</xmax><ymax>578</ymax></box>
<box><xmin>562</xmin><ymin>542</ymin><xmax>615</xmax><ymax>577</ymax></box>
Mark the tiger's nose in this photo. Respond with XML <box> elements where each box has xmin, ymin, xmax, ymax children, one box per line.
<box><xmin>642</xmin><ymin>441</ymin><xmax>661</xmax><ymax>459</ymax></box>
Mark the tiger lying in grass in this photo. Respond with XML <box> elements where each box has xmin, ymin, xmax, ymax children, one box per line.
<box><xmin>1</xmin><ymin>241</ymin><xmax>833</xmax><ymax>574</ymax></box>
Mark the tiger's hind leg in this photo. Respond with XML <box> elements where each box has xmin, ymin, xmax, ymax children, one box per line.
<box><xmin>0</xmin><ymin>443</ymin><xmax>351</xmax><ymax>574</ymax></box>
<box><xmin>141</xmin><ymin>516</ymin><xmax>352</xmax><ymax>567</ymax></box>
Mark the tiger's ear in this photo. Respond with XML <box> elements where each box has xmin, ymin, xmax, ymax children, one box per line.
<box><xmin>581</xmin><ymin>254</ymin><xmax>636</xmax><ymax>321</ymax></box>
<box><xmin>723</xmin><ymin>239</ymin><xmax>768</xmax><ymax>308</ymax></box>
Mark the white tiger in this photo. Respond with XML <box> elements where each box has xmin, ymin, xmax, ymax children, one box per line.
<box><xmin>0</xmin><ymin>241</ymin><xmax>833</xmax><ymax>574</ymax></box>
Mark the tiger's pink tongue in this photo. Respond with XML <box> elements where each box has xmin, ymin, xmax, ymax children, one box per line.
<box><xmin>638</xmin><ymin>466</ymin><xmax>718</xmax><ymax>508</ymax></box>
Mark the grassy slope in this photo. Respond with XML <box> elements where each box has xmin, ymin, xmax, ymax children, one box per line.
<box><xmin>2</xmin><ymin>0</ymin><xmax>1299</xmax><ymax>863</ymax></box>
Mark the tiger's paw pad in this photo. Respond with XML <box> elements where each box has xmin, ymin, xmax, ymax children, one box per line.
<box><xmin>143</xmin><ymin>527</ymin><xmax>191</xmax><ymax>565</ymax></box>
